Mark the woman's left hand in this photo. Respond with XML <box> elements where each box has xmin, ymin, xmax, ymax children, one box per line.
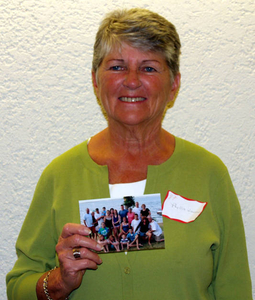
<box><xmin>36</xmin><ymin>223</ymin><xmax>103</xmax><ymax>299</ymax></box>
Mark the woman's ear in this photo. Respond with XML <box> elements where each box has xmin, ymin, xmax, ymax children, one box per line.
<box><xmin>171</xmin><ymin>72</ymin><xmax>181</xmax><ymax>97</ymax></box>
<box><xmin>92</xmin><ymin>70</ymin><xmax>98</xmax><ymax>87</ymax></box>
<box><xmin>167</xmin><ymin>72</ymin><xmax>181</xmax><ymax>104</ymax></box>
<box><xmin>92</xmin><ymin>71</ymin><xmax>99</xmax><ymax>97</ymax></box>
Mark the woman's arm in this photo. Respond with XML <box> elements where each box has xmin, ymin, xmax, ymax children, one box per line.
<box><xmin>6</xmin><ymin>163</ymin><xmax>103</xmax><ymax>300</ymax></box>
<box><xmin>36</xmin><ymin>224</ymin><xmax>102</xmax><ymax>300</ymax></box>
<box><xmin>112</xmin><ymin>216</ymin><xmax>115</xmax><ymax>227</ymax></box>
<box><xmin>210</xmin><ymin>170</ymin><xmax>252</xmax><ymax>299</ymax></box>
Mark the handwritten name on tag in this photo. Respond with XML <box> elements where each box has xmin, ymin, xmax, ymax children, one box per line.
<box><xmin>162</xmin><ymin>191</ymin><xmax>207</xmax><ymax>223</ymax></box>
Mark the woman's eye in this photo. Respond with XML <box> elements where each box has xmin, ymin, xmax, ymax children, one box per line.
<box><xmin>110</xmin><ymin>66</ymin><xmax>124</xmax><ymax>71</ymax></box>
<box><xmin>143</xmin><ymin>66</ymin><xmax>156</xmax><ymax>72</ymax></box>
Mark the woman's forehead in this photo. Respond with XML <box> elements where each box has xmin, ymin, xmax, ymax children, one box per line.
<box><xmin>102</xmin><ymin>42</ymin><xmax>165</xmax><ymax>62</ymax></box>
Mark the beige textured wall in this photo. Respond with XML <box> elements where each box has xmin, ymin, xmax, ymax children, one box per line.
<box><xmin>1</xmin><ymin>0</ymin><xmax>254</xmax><ymax>298</ymax></box>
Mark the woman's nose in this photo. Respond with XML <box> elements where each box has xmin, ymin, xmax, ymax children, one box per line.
<box><xmin>123</xmin><ymin>70</ymin><xmax>142</xmax><ymax>89</ymax></box>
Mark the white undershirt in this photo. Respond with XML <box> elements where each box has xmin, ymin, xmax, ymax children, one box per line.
<box><xmin>109</xmin><ymin>179</ymin><xmax>146</xmax><ymax>198</ymax></box>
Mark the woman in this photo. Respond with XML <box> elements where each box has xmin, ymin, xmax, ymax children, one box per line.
<box><xmin>6</xmin><ymin>8</ymin><xmax>252</xmax><ymax>300</ymax></box>
<box><xmin>104</xmin><ymin>209</ymin><xmax>113</xmax><ymax>236</ymax></box>
<box><xmin>110</xmin><ymin>208</ymin><xmax>114</xmax><ymax>218</ymax></box>
<box><xmin>127</xmin><ymin>207</ymin><xmax>135</xmax><ymax>225</ymax></box>
<box><xmin>118</xmin><ymin>216</ymin><xmax>130</xmax><ymax>239</ymax></box>
<box><xmin>140</xmin><ymin>204</ymin><xmax>151</xmax><ymax>218</ymax></box>
<box><xmin>91</xmin><ymin>211</ymin><xmax>98</xmax><ymax>240</ymax></box>
<box><xmin>112</xmin><ymin>209</ymin><xmax>121</xmax><ymax>238</ymax></box>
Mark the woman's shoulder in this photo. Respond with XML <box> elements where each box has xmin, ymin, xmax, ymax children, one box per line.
<box><xmin>173</xmin><ymin>136</ymin><xmax>229</xmax><ymax>175</ymax></box>
<box><xmin>53</xmin><ymin>140</ymin><xmax>89</xmax><ymax>164</ymax></box>
<box><xmin>175</xmin><ymin>136</ymin><xmax>225</xmax><ymax>162</ymax></box>
<box><xmin>41</xmin><ymin>140</ymin><xmax>89</xmax><ymax>178</ymax></box>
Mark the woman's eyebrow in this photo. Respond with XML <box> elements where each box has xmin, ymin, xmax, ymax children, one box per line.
<box><xmin>141</xmin><ymin>59</ymin><xmax>161</xmax><ymax>64</ymax></box>
<box><xmin>105</xmin><ymin>59</ymin><xmax>162</xmax><ymax>65</ymax></box>
<box><xmin>105</xmin><ymin>59</ymin><xmax>124</xmax><ymax>63</ymax></box>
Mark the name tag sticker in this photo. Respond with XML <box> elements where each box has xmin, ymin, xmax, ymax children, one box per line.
<box><xmin>162</xmin><ymin>191</ymin><xmax>207</xmax><ymax>223</ymax></box>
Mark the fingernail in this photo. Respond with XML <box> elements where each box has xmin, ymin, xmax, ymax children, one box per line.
<box><xmin>96</xmin><ymin>244</ymin><xmax>103</xmax><ymax>251</ymax></box>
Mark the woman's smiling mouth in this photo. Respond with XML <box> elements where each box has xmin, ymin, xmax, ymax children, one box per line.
<box><xmin>119</xmin><ymin>97</ymin><xmax>146</xmax><ymax>103</ymax></box>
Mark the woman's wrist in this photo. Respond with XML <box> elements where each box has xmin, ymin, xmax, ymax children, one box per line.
<box><xmin>43</xmin><ymin>267</ymin><xmax>58</xmax><ymax>300</ymax></box>
<box><xmin>37</xmin><ymin>267</ymin><xmax>70</xmax><ymax>300</ymax></box>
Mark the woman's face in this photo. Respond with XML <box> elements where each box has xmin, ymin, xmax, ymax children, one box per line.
<box><xmin>92</xmin><ymin>43</ymin><xmax>180</xmax><ymax>128</ymax></box>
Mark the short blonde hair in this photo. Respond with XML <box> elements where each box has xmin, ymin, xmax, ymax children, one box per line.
<box><xmin>92</xmin><ymin>8</ymin><xmax>181</xmax><ymax>80</ymax></box>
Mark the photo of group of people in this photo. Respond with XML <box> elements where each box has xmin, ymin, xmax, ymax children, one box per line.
<box><xmin>79</xmin><ymin>194</ymin><xmax>165</xmax><ymax>253</ymax></box>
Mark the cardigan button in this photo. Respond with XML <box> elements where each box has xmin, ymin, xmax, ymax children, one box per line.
<box><xmin>124</xmin><ymin>267</ymin><xmax>130</xmax><ymax>274</ymax></box>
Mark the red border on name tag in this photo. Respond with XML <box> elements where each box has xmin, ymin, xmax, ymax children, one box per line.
<box><xmin>162</xmin><ymin>190</ymin><xmax>208</xmax><ymax>223</ymax></box>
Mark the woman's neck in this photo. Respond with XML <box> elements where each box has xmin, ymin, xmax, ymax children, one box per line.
<box><xmin>87</xmin><ymin>125</ymin><xmax>175</xmax><ymax>183</ymax></box>
<box><xmin>107</xmin><ymin>119</ymin><xmax>164</xmax><ymax>151</ymax></box>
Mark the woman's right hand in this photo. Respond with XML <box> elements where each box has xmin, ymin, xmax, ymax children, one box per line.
<box><xmin>36</xmin><ymin>223</ymin><xmax>103</xmax><ymax>299</ymax></box>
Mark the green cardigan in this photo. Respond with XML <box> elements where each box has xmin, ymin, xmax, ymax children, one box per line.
<box><xmin>6</xmin><ymin>137</ymin><xmax>252</xmax><ymax>300</ymax></box>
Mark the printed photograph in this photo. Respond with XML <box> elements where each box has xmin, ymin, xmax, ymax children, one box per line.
<box><xmin>79</xmin><ymin>194</ymin><xmax>165</xmax><ymax>253</ymax></box>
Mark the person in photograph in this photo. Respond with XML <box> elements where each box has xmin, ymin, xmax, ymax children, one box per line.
<box><xmin>95</xmin><ymin>208</ymin><xmax>103</xmax><ymax>232</ymax></box>
<box><xmin>98</xmin><ymin>235</ymin><xmax>109</xmax><ymax>253</ymax></box>
<box><xmin>118</xmin><ymin>216</ymin><xmax>130</xmax><ymax>239</ymax></box>
<box><xmin>119</xmin><ymin>204</ymin><xmax>128</xmax><ymax>222</ymax></box>
<box><xmin>98</xmin><ymin>222</ymin><xmax>110</xmax><ymax>239</ymax></box>
<box><xmin>133</xmin><ymin>201</ymin><xmax>141</xmax><ymax>219</ymax></box>
<box><xmin>140</xmin><ymin>204</ymin><xmax>151</xmax><ymax>219</ymax></box>
<box><xmin>108</xmin><ymin>235</ymin><xmax>120</xmax><ymax>252</ymax></box>
<box><xmin>104</xmin><ymin>210</ymin><xmax>113</xmax><ymax>235</ymax></box>
<box><xmin>112</xmin><ymin>209</ymin><xmax>121</xmax><ymax>239</ymax></box>
<box><xmin>110</xmin><ymin>208</ymin><xmax>114</xmax><ymax>217</ymax></box>
<box><xmin>91</xmin><ymin>211</ymin><xmax>98</xmax><ymax>240</ymax></box>
<box><xmin>131</xmin><ymin>213</ymin><xmax>141</xmax><ymax>233</ymax></box>
<box><xmin>83</xmin><ymin>208</ymin><xmax>94</xmax><ymax>237</ymax></box>
<box><xmin>127</xmin><ymin>228</ymin><xmax>141</xmax><ymax>250</ymax></box>
<box><xmin>120</xmin><ymin>234</ymin><xmax>129</xmax><ymax>251</ymax></box>
<box><xmin>101</xmin><ymin>206</ymin><xmax>106</xmax><ymax>217</ymax></box>
<box><xmin>7</xmin><ymin>8</ymin><xmax>252</xmax><ymax>300</ymax></box>
<box><xmin>148</xmin><ymin>216</ymin><xmax>164</xmax><ymax>243</ymax></box>
<box><xmin>127</xmin><ymin>207</ymin><xmax>135</xmax><ymax>225</ymax></box>
<box><xmin>138</xmin><ymin>217</ymin><xmax>152</xmax><ymax>245</ymax></box>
